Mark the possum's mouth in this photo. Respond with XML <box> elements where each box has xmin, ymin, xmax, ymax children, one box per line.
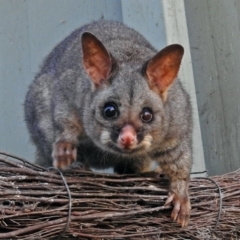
<box><xmin>107</xmin><ymin>142</ymin><xmax>145</xmax><ymax>155</ymax></box>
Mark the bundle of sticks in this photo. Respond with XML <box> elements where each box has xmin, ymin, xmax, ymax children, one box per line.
<box><xmin>0</xmin><ymin>152</ymin><xmax>239</xmax><ymax>239</ymax></box>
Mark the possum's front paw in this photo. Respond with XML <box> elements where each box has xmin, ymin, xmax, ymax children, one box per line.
<box><xmin>52</xmin><ymin>141</ymin><xmax>77</xmax><ymax>169</ymax></box>
<box><xmin>165</xmin><ymin>192</ymin><xmax>191</xmax><ymax>227</ymax></box>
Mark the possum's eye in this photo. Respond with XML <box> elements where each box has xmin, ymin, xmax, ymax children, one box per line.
<box><xmin>141</xmin><ymin>108</ymin><xmax>153</xmax><ymax>123</ymax></box>
<box><xmin>103</xmin><ymin>102</ymin><xmax>119</xmax><ymax>119</ymax></box>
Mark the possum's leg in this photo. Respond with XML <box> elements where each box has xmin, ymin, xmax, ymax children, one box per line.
<box><xmin>164</xmin><ymin>175</ymin><xmax>191</xmax><ymax>227</ymax></box>
<box><xmin>24</xmin><ymin>74</ymin><xmax>55</xmax><ymax>167</ymax></box>
<box><xmin>159</xmin><ymin>145</ymin><xmax>192</xmax><ymax>227</ymax></box>
<box><xmin>35</xmin><ymin>148</ymin><xmax>52</xmax><ymax>167</ymax></box>
<box><xmin>51</xmin><ymin>105</ymin><xmax>84</xmax><ymax>169</ymax></box>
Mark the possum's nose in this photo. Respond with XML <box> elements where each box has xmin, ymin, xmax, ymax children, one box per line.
<box><xmin>118</xmin><ymin>124</ymin><xmax>137</xmax><ymax>149</ymax></box>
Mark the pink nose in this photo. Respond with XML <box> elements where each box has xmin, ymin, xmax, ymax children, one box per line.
<box><xmin>118</xmin><ymin>125</ymin><xmax>137</xmax><ymax>148</ymax></box>
<box><xmin>120</xmin><ymin>134</ymin><xmax>135</xmax><ymax>146</ymax></box>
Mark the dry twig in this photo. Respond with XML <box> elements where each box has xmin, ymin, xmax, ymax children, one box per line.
<box><xmin>0</xmin><ymin>151</ymin><xmax>239</xmax><ymax>239</ymax></box>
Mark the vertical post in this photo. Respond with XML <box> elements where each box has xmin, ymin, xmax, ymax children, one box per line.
<box><xmin>162</xmin><ymin>0</ymin><xmax>206</xmax><ymax>175</ymax></box>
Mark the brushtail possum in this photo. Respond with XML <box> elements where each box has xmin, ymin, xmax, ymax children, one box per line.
<box><xmin>24</xmin><ymin>20</ymin><xmax>192</xmax><ymax>227</ymax></box>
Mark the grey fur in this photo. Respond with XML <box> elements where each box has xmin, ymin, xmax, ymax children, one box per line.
<box><xmin>25</xmin><ymin>20</ymin><xmax>192</xmax><ymax>171</ymax></box>
<box><xmin>25</xmin><ymin>20</ymin><xmax>193</xmax><ymax>226</ymax></box>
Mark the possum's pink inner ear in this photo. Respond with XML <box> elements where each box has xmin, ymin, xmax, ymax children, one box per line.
<box><xmin>82</xmin><ymin>32</ymin><xmax>112</xmax><ymax>87</ymax></box>
<box><xmin>146</xmin><ymin>44</ymin><xmax>184</xmax><ymax>101</ymax></box>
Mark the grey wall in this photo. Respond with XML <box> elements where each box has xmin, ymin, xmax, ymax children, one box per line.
<box><xmin>0</xmin><ymin>0</ymin><xmax>124</xmax><ymax>160</ymax></box>
<box><xmin>185</xmin><ymin>0</ymin><xmax>240</xmax><ymax>175</ymax></box>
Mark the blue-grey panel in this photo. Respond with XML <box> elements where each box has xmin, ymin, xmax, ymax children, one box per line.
<box><xmin>121</xmin><ymin>0</ymin><xmax>166</xmax><ymax>50</ymax></box>
<box><xmin>0</xmin><ymin>0</ymin><xmax>123</xmax><ymax>161</ymax></box>
<box><xmin>26</xmin><ymin>0</ymin><xmax>123</xmax><ymax>75</ymax></box>
<box><xmin>185</xmin><ymin>0</ymin><xmax>240</xmax><ymax>174</ymax></box>
<box><xmin>0</xmin><ymin>0</ymin><xmax>33</xmax><ymax>157</ymax></box>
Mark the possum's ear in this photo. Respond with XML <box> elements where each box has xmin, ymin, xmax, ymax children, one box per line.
<box><xmin>145</xmin><ymin>44</ymin><xmax>184</xmax><ymax>101</ymax></box>
<box><xmin>82</xmin><ymin>32</ymin><xmax>112</xmax><ymax>87</ymax></box>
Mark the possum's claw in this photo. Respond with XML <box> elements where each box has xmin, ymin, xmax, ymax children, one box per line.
<box><xmin>165</xmin><ymin>191</ymin><xmax>191</xmax><ymax>227</ymax></box>
<box><xmin>52</xmin><ymin>141</ymin><xmax>77</xmax><ymax>169</ymax></box>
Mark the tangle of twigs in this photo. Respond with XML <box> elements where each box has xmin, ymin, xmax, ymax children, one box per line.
<box><xmin>0</xmin><ymin>151</ymin><xmax>239</xmax><ymax>239</ymax></box>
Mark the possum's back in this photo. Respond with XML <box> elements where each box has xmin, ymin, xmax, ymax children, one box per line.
<box><xmin>39</xmin><ymin>20</ymin><xmax>156</xmax><ymax>78</ymax></box>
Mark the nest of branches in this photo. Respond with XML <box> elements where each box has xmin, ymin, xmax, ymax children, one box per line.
<box><xmin>0</xmin><ymin>152</ymin><xmax>239</xmax><ymax>239</ymax></box>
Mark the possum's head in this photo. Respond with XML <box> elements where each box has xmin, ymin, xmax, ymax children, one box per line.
<box><xmin>81</xmin><ymin>32</ymin><xmax>184</xmax><ymax>156</ymax></box>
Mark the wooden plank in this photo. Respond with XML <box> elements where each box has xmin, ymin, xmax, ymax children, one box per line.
<box><xmin>185</xmin><ymin>0</ymin><xmax>240</xmax><ymax>174</ymax></box>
